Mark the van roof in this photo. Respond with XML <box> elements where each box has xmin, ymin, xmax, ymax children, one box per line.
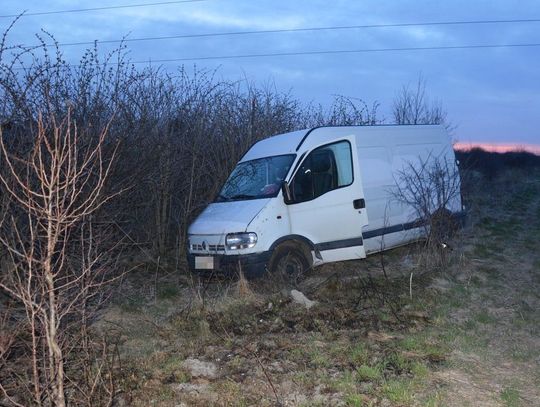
<box><xmin>241</xmin><ymin>129</ymin><xmax>308</xmax><ymax>162</ymax></box>
<box><xmin>240</xmin><ymin>124</ymin><xmax>446</xmax><ymax>162</ymax></box>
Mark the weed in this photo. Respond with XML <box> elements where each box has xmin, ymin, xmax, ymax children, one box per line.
<box><xmin>472</xmin><ymin>243</ymin><xmax>493</xmax><ymax>258</ymax></box>
<box><xmin>509</xmin><ymin>346</ymin><xmax>540</xmax><ymax>363</ymax></box>
<box><xmin>349</xmin><ymin>343</ymin><xmax>370</xmax><ymax>365</ymax></box>
<box><xmin>462</xmin><ymin>318</ymin><xmax>478</xmax><ymax>331</ymax></box>
<box><xmin>345</xmin><ymin>393</ymin><xmax>369</xmax><ymax>406</ymax></box>
<box><xmin>299</xmin><ymin>401</ymin><xmax>328</xmax><ymax>407</ymax></box>
<box><xmin>157</xmin><ymin>283</ymin><xmax>180</xmax><ymax>299</ymax></box>
<box><xmin>380</xmin><ymin>379</ymin><xmax>414</xmax><ymax>404</ymax></box>
<box><xmin>467</xmin><ymin>274</ymin><xmax>483</xmax><ymax>287</ymax></box>
<box><xmin>384</xmin><ymin>351</ymin><xmax>410</xmax><ymax>373</ymax></box>
<box><xmin>423</xmin><ymin>390</ymin><xmax>446</xmax><ymax>407</ymax></box>
<box><xmin>329</xmin><ymin>370</ymin><xmax>357</xmax><ymax>394</ymax></box>
<box><xmin>293</xmin><ymin>371</ymin><xmax>318</xmax><ymax>387</ymax></box>
<box><xmin>475</xmin><ymin>310</ymin><xmax>497</xmax><ymax>324</ymax></box>
<box><xmin>309</xmin><ymin>348</ymin><xmax>331</xmax><ymax>368</ymax></box>
<box><xmin>455</xmin><ymin>331</ymin><xmax>490</xmax><ymax>353</ymax></box>
<box><xmin>356</xmin><ymin>364</ymin><xmax>382</xmax><ymax>382</ymax></box>
<box><xmin>117</xmin><ymin>296</ymin><xmax>146</xmax><ymax>313</ymax></box>
<box><xmin>149</xmin><ymin>386</ymin><xmax>177</xmax><ymax>404</ymax></box>
<box><xmin>400</xmin><ymin>336</ymin><xmax>421</xmax><ymax>351</ymax></box>
<box><xmin>226</xmin><ymin>355</ymin><xmax>247</xmax><ymax>373</ymax></box>
<box><xmin>477</xmin><ymin>264</ymin><xmax>501</xmax><ymax>278</ymax></box>
<box><xmin>410</xmin><ymin>361</ymin><xmax>429</xmax><ymax>379</ymax></box>
<box><xmin>500</xmin><ymin>386</ymin><xmax>521</xmax><ymax>407</ymax></box>
<box><xmin>159</xmin><ymin>354</ymin><xmax>189</xmax><ymax>382</ymax></box>
<box><xmin>445</xmin><ymin>284</ymin><xmax>470</xmax><ymax>308</ymax></box>
<box><xmin>211</xmin><ymin>381</ymin><xmax>249</xmax><ymax>406</ymax></box>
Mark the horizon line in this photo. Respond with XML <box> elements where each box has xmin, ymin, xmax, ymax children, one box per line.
<box><xmin>454</xmin><ymin>141</ymin><xmax>540</xmax><ymax>155</ymax></box>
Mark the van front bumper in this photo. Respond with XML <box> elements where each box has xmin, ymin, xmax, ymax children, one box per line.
<box><xmin>187</xmin><ymin>251</ymin><xmax>271</xmax><ymax>278</ymax></box>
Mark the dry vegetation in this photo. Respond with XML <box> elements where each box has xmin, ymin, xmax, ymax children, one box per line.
<box><xmin>95</xmin><ymin>162</ymin><xmax>540</xmax><ymax>407</ymax></box>
<box><xmin>0</xmin><ymin>28</ymin><xmax>385</xmax><ymax>406</ymax></box>
<box><xmin>1</xmin><ymin>23</ymin><xmax>539</xmax><ymax>407</ymax></box>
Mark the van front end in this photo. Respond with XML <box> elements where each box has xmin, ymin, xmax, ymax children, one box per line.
<box><xmin>187</xmin><ymin>149</ymin><xmax>298</xmax><ymax>277</ymax></box>
<box><xmin>187</xmin><ymin>230</ymin><xmax>272</xmax><ymax>277</ymax></box>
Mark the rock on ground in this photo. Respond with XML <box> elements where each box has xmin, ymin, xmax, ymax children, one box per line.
<box><xmin>290</xmin><ymin>289</ymin><xmax>316</xmax><ymax>309</ymax></box>
<box><xmin>182</xmin><ymin>358</ymin><xmax>218</xmax><ymax>379</ymax></box>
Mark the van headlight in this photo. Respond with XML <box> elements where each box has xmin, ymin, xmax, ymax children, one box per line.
<box><xmin>226</xmin><ymin>232</ymin><xmax>257</xmax><ymax>250</ymax></box>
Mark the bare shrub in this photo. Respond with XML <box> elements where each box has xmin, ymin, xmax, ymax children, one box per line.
<box><xmin>305</xmin><ymin>95</ymin><xmax>380</xmax><ymax>127</ymax></box>
<box><xmin>0</xmin><ymin>111</ymin><xmax>123</xmax><ymax>406</ymax></box>
<box><xmin>392</xmin><ymin>153</ymin><xmax>462</xmax><ymax>268</ymax></box>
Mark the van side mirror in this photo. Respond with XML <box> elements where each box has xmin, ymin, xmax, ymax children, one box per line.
<box><xmin>282</xmin><ymin>181</ymin><xmax>293</xmax><ymax>204</ymax></box>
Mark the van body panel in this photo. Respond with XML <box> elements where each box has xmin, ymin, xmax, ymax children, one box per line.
<box><xmin>363</xmin><ymin>222</ymin><xmax>425</xmax><ymax>254</ymax></box>
<box><xmin>317</xmin><ymin>246</ymin><xmax>366</xmax><ymax>263</ymax></box>
<box><xmin>245</xmin><ymin>196</ymin><xmax>292</xmax><ymax>257</ymax></box>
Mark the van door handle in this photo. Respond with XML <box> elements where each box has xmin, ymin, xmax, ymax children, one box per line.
<box><xmin>353</xmin><ymin>199</ymin><xmax>365</xmax><ymax>209</ymax></box>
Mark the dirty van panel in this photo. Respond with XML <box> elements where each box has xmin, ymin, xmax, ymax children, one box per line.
<box><xmin>286</xmin><ymin>137</ymin><xmax>368</xmax><ymax>262</ymax></box>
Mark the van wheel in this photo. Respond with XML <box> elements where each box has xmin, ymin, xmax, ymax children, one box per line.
<box><xmin>269</xmin><ymin>243</ymin><xmax>310</xmax><ymax>282</ymax></box>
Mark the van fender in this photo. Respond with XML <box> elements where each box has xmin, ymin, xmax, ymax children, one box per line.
<box><xmin>268</xmin><ymin>235</ymin><xmax>319</xmax><ymax>265</ymax></box>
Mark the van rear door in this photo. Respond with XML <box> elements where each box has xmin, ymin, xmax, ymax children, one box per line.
<box><xmin>286</xmin><ymin>136</ymin><xmax>368</xmax><ymax>262</ymax></box>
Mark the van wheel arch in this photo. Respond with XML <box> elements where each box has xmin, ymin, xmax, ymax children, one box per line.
<box><xmin>269</xmin><ymin>235</ymin><xmax>315</xmax><ymax>254</ymax></box>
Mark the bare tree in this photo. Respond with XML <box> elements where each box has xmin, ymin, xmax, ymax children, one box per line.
<box><xmin>0</xmin><ymin>110</ymin><xmax>122</xmax><ymax>406</ymax></box>
<box><xmin>392</xmin><ymin>75</ymin><xmax>451</xmax><ymax>131</ymax></box>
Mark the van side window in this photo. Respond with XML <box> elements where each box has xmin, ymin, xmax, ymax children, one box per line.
<box><xmin>291</xmin><ymin>140</ymin><xmax>353</xmax><ymax>203</ymax></box>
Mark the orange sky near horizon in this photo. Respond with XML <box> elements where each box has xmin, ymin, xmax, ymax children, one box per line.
<box><xmin>454</xmin><ymin>142</ymin><xmax>540</xmax><ymax>155</ymax></box>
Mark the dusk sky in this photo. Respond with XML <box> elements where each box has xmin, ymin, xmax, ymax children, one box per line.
<box><xmin>1</xmin><ymin>0</ymin><xmax>539</xmax><ymax>149</ymax></box>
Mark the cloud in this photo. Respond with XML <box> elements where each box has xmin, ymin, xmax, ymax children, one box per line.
<box><xmin>396</xmin><ymin>26</ymin><xmax>447</xmax><ymax>42</ymax></box>
<box><xmin>170</xmin><ymin>9</ymin><xmax>305</xmax><ymax>30</ymax></box>
<box><xmin>112</xmin><ymin>5</ymin><xmax>307</xmax><ymax>30</ymax></box>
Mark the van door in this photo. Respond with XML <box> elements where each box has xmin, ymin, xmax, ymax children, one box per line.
<box><xmin>286</xmin><ymin>137</ymin><xmax>369</xmax><ymax>263</ymax></box>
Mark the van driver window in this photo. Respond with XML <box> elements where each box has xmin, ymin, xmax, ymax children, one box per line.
<box><xmin>291</xmin><ymin>140</ymin><xmax>353</xmax><ymax>203</ymax></box>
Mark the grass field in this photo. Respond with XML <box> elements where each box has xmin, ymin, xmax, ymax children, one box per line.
<box><xmin>102</xmin><ymin>168</ymin><xmax>540</xmax><ymax>406</ymax></box>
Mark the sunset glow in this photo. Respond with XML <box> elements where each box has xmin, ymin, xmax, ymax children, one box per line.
<box><xmin>454</xmin><ymin>142</ymin><xmax>540</xmax><ymax>155</ymax></box>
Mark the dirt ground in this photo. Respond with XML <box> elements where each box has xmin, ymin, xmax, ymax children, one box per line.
<box><xmin>101</xmin><ymin>168</ymin><xmax>540</xmax><ymax>406</ymax></box>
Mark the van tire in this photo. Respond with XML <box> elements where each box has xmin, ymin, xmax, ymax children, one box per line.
<box><xmin>268</xmin><ymin>243</ymin><xmax>310</xmax><ymax>282</ymax></box>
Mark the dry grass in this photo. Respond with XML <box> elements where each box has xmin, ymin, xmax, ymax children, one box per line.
<box><xmin>92</xmin><ymin>168</ymin><xmax>540</xmax><ymax>406</ymax></box>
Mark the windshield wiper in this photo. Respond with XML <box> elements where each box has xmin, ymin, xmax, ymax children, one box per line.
<box><xmin>215</xmin><ymin>194</ymin><xmax>230</xmax><ymax>202</ymax></box>
<box><xmin>229</xmin><ymin>194</ymin><xmax>256</xmax><ymax>200</ymax></box>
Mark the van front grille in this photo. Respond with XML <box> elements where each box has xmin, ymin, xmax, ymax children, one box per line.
<box><xmin>190</xmin><ymin>243</ymin><xmax>225</xmax><ymax>252</ymax></box>
<box><xmin>209</xmin><ymin>244</ymin><xmax>225</xmax><ymax>252</ymax></box>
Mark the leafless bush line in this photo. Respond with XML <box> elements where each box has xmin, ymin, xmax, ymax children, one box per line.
<box><xmin>0</xmin><ymin>32</ymin><xmax>386</xmax><ymax>263</ymax></box>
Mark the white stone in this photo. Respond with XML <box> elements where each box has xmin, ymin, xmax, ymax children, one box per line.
<box><xmin>290</xmin><ymin>289</ymin><xmax>316</xmax><ymax>309</ymax></box>
<box><xmin>182</xmin><ymin>358</ymin><xmax>218</xmax><ymax>379</ymax></box>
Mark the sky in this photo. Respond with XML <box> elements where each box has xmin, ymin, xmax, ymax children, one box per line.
<box><xmin>1</xmin><ymin>0</ymin><xmax>539</xmax><ymax>149</ymax></box>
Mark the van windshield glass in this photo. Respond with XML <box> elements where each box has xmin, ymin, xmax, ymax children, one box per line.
<box><xmin>216</xmin><ymin>154</ymin><xmax>295</xmax><ymax>201</ymax></box>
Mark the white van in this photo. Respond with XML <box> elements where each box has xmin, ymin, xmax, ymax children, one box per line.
<box><xmin>187</xmin><ymin>125</ymin><xmax>462</xmax><ymax>277</ymax></box>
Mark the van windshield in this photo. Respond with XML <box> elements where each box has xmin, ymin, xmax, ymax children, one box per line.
<box><xmin>216</xmin><ymin>154</ymin><xmax>295</xmax><ymax>202</ymax></box>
